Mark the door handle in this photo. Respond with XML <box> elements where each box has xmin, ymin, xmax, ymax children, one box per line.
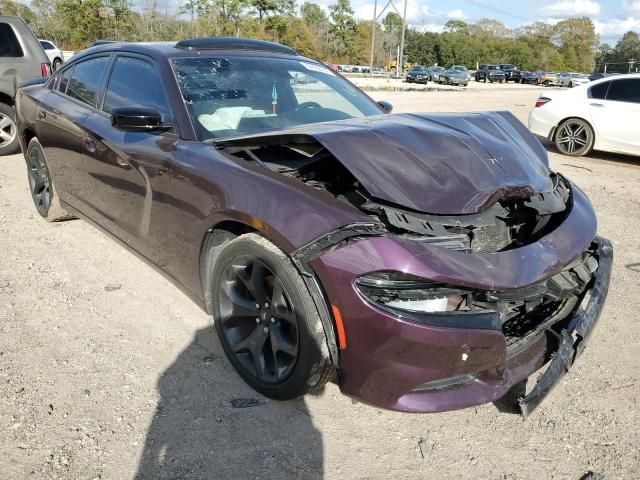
<box><xmin>39</xmin><ymin>111</ymin><xmax>46</xmax><ymax>119</ymax></box>
<box><xmin>590</xmin><ymin>102</ymin><xmax>605</xmax><ymax>107</ymax></box>
<box><xmin>116</xmin><ymin>157</ymin><xmax>129</xmax><ymax>166</ymax></box>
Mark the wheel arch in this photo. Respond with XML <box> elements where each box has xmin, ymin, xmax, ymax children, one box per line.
<box><xmin>198</xmin><ymin>217</ymin><xmax>341</xmax><ymax>369</ymax></box>
<box><xmin>0</xmin><ymin>92</ymin><xmax>13</xmax><ymax>107</ymax></box>
<box><xmin>22</xmin><ymin>127</ymin><xmax>36</xmax><ymax>150</ymax></box>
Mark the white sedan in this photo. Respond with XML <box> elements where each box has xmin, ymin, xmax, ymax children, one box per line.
<box><xmin>528</xmin><ymin>73</ymin><xmax>640</xmax><ymax>157</ymax></box>
<box><xmin>38</xmin><ymin>39</ymin><xmax>64</xmax><ymax>71</ymax></box>
<box><xmin>557</xmin><ymin>72</ymin><xmax>590</xmax><ymax>88</ymax></box>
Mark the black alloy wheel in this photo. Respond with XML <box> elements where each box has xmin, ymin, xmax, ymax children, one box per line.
<box><xmin>27</xmin><ymin>141</ymin><xmax>53</xmax><ymax>216</ymax></box>
<box><xmin>210</xmin><ymin>233</ymin><xmax>334</xmax><ymax>400</ymax></box>
<box><xmin>217</xmin><ymin>255</ymin><xmax>300</xmax><ymax>384</ymax></box>
<box><xmin>554</xmin><ymin>118</ymin><xmax>594</xmax><ymax>156</ymax></box>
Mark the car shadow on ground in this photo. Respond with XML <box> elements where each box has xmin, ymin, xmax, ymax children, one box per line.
<box><xmin>134</xmin><ymin>326</ymin><xmax>323</xmax><ymax>480</ymax></box>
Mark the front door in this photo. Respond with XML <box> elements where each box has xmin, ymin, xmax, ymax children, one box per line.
<box><xmin>82</xmin><ymin>55</ymin><xmax>177</xmax><ymax>266</ymax></box>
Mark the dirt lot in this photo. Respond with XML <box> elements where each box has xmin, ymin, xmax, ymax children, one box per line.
<box><xmin>1</xmin><ymin>88</ymin><xmax>640</xmax><ymax>480</ymax></box>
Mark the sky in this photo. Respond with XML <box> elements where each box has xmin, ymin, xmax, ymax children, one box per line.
<box><xmin>315</xmin><ymin>0</ymin><xmax>640</xmax><ymax>45</ymax></box>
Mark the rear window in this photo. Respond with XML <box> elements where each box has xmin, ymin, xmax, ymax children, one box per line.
<box><xmin>0</xmin><ymin>23</ymin><xmax>24</xmax><ymax>58</ymax></box>
<box><xmin>589</xmin><ymin>81</ymin><xmax>609</xmax><ymax>99</ymax></box>
<box><xmin>606</xmin><ymin>78</ymin><xmax>640</xmax><ymax>104</ymax></box>
<box><xmin>66</xmin><ymin>57</ymin><xmax>110</xmax><ymax>107</ymax></box>
<box><xmin>58</xmin><ymin>66</ymin><xmax>74</xmax><ymax>94</ymax></box>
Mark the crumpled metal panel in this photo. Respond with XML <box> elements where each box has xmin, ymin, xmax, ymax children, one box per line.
<box><xmin>220</xmin><ymin>111</ymin><xmax>553</xmax><ymax>214</ymax></box>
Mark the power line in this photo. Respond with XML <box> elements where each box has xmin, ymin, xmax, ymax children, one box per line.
<box><xmin>458</xmin><ymin>0</ymin><xmax>530</xmax><ymax>22</ymax></box>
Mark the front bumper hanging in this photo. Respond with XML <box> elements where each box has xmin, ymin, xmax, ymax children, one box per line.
<box><xmin>519</xmin><ymin>236</ymin><xmax>613</xmax><ymax>417</ymax></box>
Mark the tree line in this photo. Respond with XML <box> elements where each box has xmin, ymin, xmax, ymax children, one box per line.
<box><xmin>1</xmin><ymin>0</ymin><xmax>638</xmax><ymax>73</ymax></box>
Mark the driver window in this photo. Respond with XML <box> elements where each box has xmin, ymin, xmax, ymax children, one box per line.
<box><xmin>103</xmin><ymin>56</ymin><xmax>172</xmax><ymax>127</ymax></box>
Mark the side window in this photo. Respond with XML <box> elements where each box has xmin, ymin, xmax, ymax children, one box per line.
<box><xmin>40</xmin><ymin>41</ymin><xmax>54</xmax><ymax>50</ymax></box>
<box><xmin>606</xmin><ymin>79</ymin><xmax>640</xmax><ymax>104</ymax></box>
<box><xmin>66</xmin><ymin>57</ymin><xmax>110</xmax><ymax>107</ymax></box>
<box><xmin>589</xmin><ymin>81</ymin><xmax>609</xmax><ymax>99</ymax></box>
<box><xmin>58</xmin><ymin>66</ymin><xmax>74</xmax><ymax>94</ymax></box>
<box><xmin>0</xmin><ymin>23</ymin><xmax>24</xmax><ymax>58</ymax></box>
<box><xmin>103</xmin><ymin>56</ymin><xmax>171</xmax><ymax>123</ymax></box>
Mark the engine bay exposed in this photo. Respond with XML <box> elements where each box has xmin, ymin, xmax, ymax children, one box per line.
<box><xmin>221</xmin><ymin>139</ymin><xmax>572</xmax><ymax>254</ymax></box>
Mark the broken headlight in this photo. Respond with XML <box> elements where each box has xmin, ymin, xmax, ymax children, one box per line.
<box><xmin>355</xmin><ymin>272</ymin><xmax>470</xmax><ymax>314</ymax></box>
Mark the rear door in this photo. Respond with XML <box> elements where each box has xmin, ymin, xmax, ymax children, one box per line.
<box><xmin>589</xmin><ymin>78</ymin><xmax>640</xmax><ymax>155</ymax></box>
<box><xmin>36</xmin><ymin>56</ymin><xmax>111</xmax><ymax>211</ymax></box>
<box><xmin>82</xmin><ymin>54</ymin><xmax>177</xmax><ymax>265</ymax></box>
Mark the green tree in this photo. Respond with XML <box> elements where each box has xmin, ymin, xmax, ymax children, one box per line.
<box><xmin>552</xmin><ymin>17</ymin><xmax>598</xmax><ymax>72</ymax></box>
<box><xmin>549</xmin><ymin>51</ymin><xmax>566</xmax><ymax>71</ymax></box>
<box><xmin>55</xmin><ymin>0</ymin><xmax>107</xmax><ymax>48</ymax></box>
<box><xmin>0</xmin><ymin>0</ymin><xmax>36</xmax><ymax>22</ymax></box>
<box><xmin>613</xmin><ymin>31</ymin><xmax>640</xmax><ymax>64</ymax></box>
<box><xmin>328</xmin><ymin>0</ymin><xmax>357</xmax><ymax>62</ymax></box>
<box><xmin>404</xmin><ymin>28</ymin><xmax>437</xmax><ymax>66</ymax></box>
<box><xmin>595</xmin><ymin>42</ymin><xmax>614</xmax><ymax>69</ymax></box>
<box><xmin>300</xmin><ymin>1</ymin><xmax>325</xmax><ymax>29</ymax></box>
<box><xmin>472</xmin><ymin>18</ymin><xmax>510</xmax><ymax>38</ymax></box>
<box><xmin>444</xmin><ymin>20</ymin><xmax>468</xmax><ymax>34</ymax></box>
<box><xmin>281</xmin><ymin>17</ymin><xmax>316</xmax><ymax>57</ymax></box>
<box><xmin>251</xmin><ymin>0</ymin><xmax>294</xmax><ymax>21</ymax></box>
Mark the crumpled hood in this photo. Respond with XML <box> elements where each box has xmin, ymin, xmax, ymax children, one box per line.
<box><xmin>223</xmin><ymin>111</ymin><xmax>553</xmax><ymax>215</ymax></box>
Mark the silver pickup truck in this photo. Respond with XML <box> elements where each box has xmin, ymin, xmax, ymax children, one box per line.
<box><xmin>1</xmin><ymin>15</ymin><xmax>51</xmax><ymax>155</ymax></box>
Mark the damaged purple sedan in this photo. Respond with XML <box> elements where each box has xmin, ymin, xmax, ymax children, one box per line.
<box><xmin>16</xmin><ymin>38</ymin><xmax>612</xmax><ymax>415</ymax></box>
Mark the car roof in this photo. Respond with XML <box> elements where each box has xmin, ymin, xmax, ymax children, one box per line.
<box><xmin>589</xmin><ymin>72</ymin><xmax>640</xmax><ymax>83</ymax></box>
<box><xmin>70</xmin><ymin>38</ymin><xmax>305</xmax><ymax>64</ymax></box>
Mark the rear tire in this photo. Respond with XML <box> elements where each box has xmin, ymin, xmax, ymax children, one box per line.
<box><xmin>52</xmin><ymin>58</ymin><xmax>63</xmax><ymax>71</ymax></box>
<box><xmin>554</xmin><ymin>118</ymin><xmax>594</xmax><ymax>157</ymax></box>
<box><xmin>25</xmin><ymin>138</ymin><xmax>76</xmax><ymax>221</ymax></box>
<box><xmin>210</xmin><ymin>233</ymin><xmax>335</xmax><ymax>400</ymax></box>
<box><xmin>0</xmin><ymin>102</ymin><xmax>20</xmax><ymax>156</ymax></box>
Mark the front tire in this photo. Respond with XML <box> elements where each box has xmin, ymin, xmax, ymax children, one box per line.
<box><xmin>554</xmin><ymin>118</ymin><xmax>594</xmax><ymax>157</ymax></box>
<box><xmin>211</xmin><ymin>233</ymin><xmax>334</xmax><ymax>400</ymax></box>
<box><xmin>0</xmin><ymin>102</ymin><xmax>20</xmax><ymax>156</ymax></box>
<box><xmin>25</xmin><ymin>138</ymin><xmax>75</xmax><ymax>221</ymax></box>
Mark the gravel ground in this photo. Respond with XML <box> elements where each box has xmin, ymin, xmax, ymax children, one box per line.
<box><xmin>1</xmin><ymin>88</ymin><xmax>639</xmax><ymax>480</ymax></box>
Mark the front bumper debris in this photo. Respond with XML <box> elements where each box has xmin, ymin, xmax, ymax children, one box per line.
<box><xmin>519</xmin><ymin>236</ymin><xmax>613</xmax><ymax>417</ymax></box>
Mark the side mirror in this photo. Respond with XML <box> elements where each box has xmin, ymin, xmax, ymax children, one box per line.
<box><xmin>377</xmin><ymin>100</ymin><xmax>393</xmax><ymax>114</ymax></box>
<box><xmin>111</xmin><ymin>107</ymin><xmax>169</xmax><ymax>132</ymax></box>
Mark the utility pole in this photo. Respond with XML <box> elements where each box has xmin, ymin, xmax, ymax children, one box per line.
<box><xmin>369</xmin><ymin>0</ymin><xmax>378</xmax><ymax>75</ymax></box>
<box><xmin>367</xmin><ymin>0</ymin><xmax>407</xmax><ymax>77</ymax></box>
<box><xmin>398</xmin><ymin>0</ymin><xmax>407</xmax><ymax>75</ymax></box>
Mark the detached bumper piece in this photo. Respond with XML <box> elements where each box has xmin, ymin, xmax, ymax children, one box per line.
<box><xmin>519</xmin><ymin>236</ymin><xmax>613</xmax><ymax>417</ymax></box>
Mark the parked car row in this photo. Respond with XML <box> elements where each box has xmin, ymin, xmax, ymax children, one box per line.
<box><xmin>405</xmin><ymin>64</ymin><xmax>615</xmax><ymax>90</ymax></box>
